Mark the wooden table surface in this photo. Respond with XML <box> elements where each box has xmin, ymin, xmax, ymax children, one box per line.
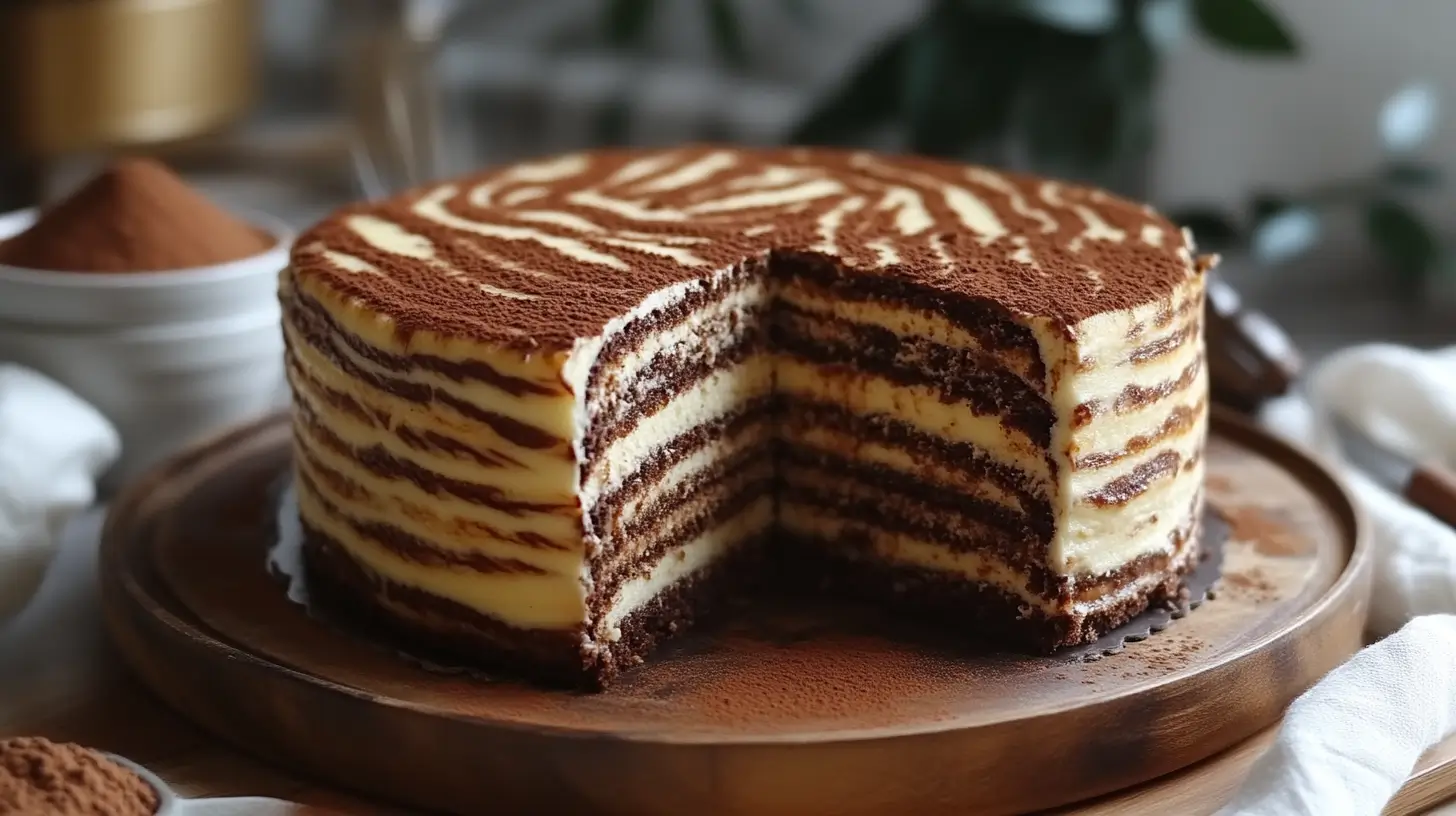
<box><xmin>3</xmin><ymin>509</ymin><xmax>1454</xmax><ymax>815</ymax></box>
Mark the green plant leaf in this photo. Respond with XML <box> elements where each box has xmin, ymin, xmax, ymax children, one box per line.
<box><xmin>706</xmin><ymin>0</ymin><xmax>748</xmax><ymax>67</ymax></box>
<box><xmin>603</xmin><ymin>0</ymin><xmax>657</xmax><ymax>48</ymax></box>
<box><xmin>1366</xmin><ymin>198</ymin><xmax>1439</xmax><ymax>281</ymax></box>
<box><xmin>1020</xmin><ymin>27</ymin><xmax>1146</xmax><ymax>179</ymax></box>
<box><xmin>903</xmin><ymin>5</ymin><xmax>1005</xmax><ymax>157</ymax></box>
<box><xmin>1191</xmin><ymin>0</ymin><xmax>1298</xmax><ymax>55</ymax></box>
<box><xmin>1384</xmin><ymin>160</ymin><xmax>1443</xmax><ymax>188</ymax></box>
<box><xmin>790</xmin><ymin>33</ymin><xmax>909</xmax><ymax>145</ymax></box>
<box><xmin>1014</xmin><ymin>2</ymin><xmax>1162</xmax><ymax>182</ymax></box>
<box><xmin>1019</xmin><ymin>32</ymin><xmax>1101</xmax><ymax>166</ymax></box>
<box><xmin>1099</xmin><ymin>14</ymin><xmax>1161</xmax><ymax>167</ymax></box>
<box><xmin>902</xmin><ymin>17</ymin><xmax>953</xmax><ymax>148</ymax></box>
<box><xmin>924</xmin><ymin>15</ymin><xmax>1040</xmax><ymax>159</ymax></box>
<box><xmin>1170</xmin><ymin>208</ymin><xmax>1241</xmax><ymax>250</ymax></box>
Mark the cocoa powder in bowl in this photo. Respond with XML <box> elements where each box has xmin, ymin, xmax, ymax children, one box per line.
<box><xmin>0</xmin><ymin>157</ymin><xmax>274</xmax><ymax>273</ymax></box>
<box><xmin>0</xmin><ymin>737</ymin><xmax>159</xmax><ymax>815</ymax></box>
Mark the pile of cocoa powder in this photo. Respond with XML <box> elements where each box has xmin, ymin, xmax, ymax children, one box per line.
<box><xmin>0</xmin><ymin>157</ymin><xmax>273</xmax><ymax>273</ymax></box>
<box><xmin>0</xmin><ymin>736</ymin><xmax>158</xmax><ymax>815</ymax></box>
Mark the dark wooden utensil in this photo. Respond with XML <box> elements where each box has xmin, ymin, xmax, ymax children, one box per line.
<box><xmin>1334</xmin><ymin>413</ymin><xmax>1456</xmax><ymax>528</ymax></box>
<box><xmin>1205</xmin><ymin>273</ymin><xmax>1303</xmax><ymax>414</ymax></box>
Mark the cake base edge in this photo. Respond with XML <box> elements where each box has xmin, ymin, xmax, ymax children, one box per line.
<box><xmin>298</xmin><ymin>517</ymin><xmax>1203</xmax><ymax>688</ymax></box>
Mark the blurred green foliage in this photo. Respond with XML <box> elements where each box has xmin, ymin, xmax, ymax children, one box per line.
<box><xmin>595</xmin><ymin>0</ymin><xmax>1447</xmax><ymax>285</ymax></box>
<box><xmin>790</xmin><ymin>0</ymin><xmax>1296</xmax><ymax>189</ymax></box>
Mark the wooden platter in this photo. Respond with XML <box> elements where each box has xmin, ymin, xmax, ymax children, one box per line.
<box><xmin>98</xmin><ymin>407</ymin><xmax>1371</xmax><ymax>815</ymax></box>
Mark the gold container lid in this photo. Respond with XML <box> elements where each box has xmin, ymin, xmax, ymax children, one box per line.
<box><xmin>0</xmin><ymin>0</ymin><xmax>258</xmax><ymax>158</ymax></box>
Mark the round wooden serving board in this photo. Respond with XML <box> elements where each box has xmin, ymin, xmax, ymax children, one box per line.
<box><xmin>99</xmin><ymin>407</ymin><xmax>1370</xmax><ymax>816</ymax></box>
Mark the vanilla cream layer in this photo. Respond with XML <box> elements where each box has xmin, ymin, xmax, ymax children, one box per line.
<box><xmin>781</xmin><ymin>464</ymin><xmax>1015</xmax><ymax>540</ymax></box>
<box><xmin>297</xmin><ymin>476</ymin><xmax>590</xmax><ymax>630</ymax></box>
<box><xmin>781</xmin><ymin>279</ymin><xmax>1203</xmax><ymax>488</ymax></box>
<box><xmin>1037</xmin><ymin>274</ymin><xmax>1207</xmax><ymax>574</ymax></box>
<box><xmin>583</xmin><ymin>357</ymin><xmax>775</xmax><ymax>504</ymax></box>
<box><xmin>777</xmin><ymin>357</ymin><xmax>1053</xmax><ymax>487</ymax></box>
<box><xmin>1061</xmin><ymin>356</ymin><xmax>1206</xmax><ymax>514</ymax></box>
<box><xmin>294</xmin><ymin>431</ymin><xmax>584</xmax><ymax>574</ymax></box>
<box><xmin>1065</xmin><ymin>455</ymin><xmax>1204</xmax><ymax>575</ymax></box>
<box><xmin>778</xmin><ymin>286</ymin><xmax>1044</xmax><ymax>389</ymax></box>
<box><xmin>615</xmin><ymin>423</ymin><xmax>773</xmax><ymax>533</ymax></box>
<box><xmin>1067</xmin><ymin>371</ymin><xmax>1207</xmax><ymax>498</ymax></box>
<box><xmin>784</xmin><ymin>430</ymin><xmax>1201</xmax><ymax>578</ymax></box>
<box><xmin>592</xmin><ymin>276</ymin><xmax>770</xmax><ymax>397</ymax></box>
<box><xmin>608</xmin><ymin>458</ymin><xmax>774</xmax><ymax>564</ymax></box>
<box><xmin>599</xmin><ymin>495</ymin><xmax>774</xmax><ymax>640</ymax></box>
<box><xmin>286</xmin><ymin>341</ymin><xmax>576</xmax><ymax>504</ymax></box>
<box><xmin>586</xmin><ymin>351</ymin><xmax>1057</xmax><ymax>503</ymax></box>
<box><xmin>779</xmin><ymin>280</ymin><xmax>1198</xmax><ymax>389</ymax></box>
<box><xmin>288</xmin><ymin>366</ymin><xmax>585</xmax><ymax>547</ymax></box>
<box><xmin>775</xmin><ymin>270</ymin><xmax>1203</xmax><ymax>481</ymax></box>
<box><xmin>787</xmin><ymin>425</ymin><xmax>1022</xmax><ymax>511</ymax></box>
<box><xmin>782</xmin><ymin>507</ymin><xmax>1187</xmax><ymax>615</ymax></box>
<box><xmin>1064</xmin><ymin>332</ymin><xmax>1204</xmax><ymax>465</ymax></box>
<box><xmin>301</xmin><ymin>440</ymin><xmax>770</xmax><ymax>631</ymax></box>
<box><xmin>782</xmin><ymin>506</ymin><xmax>1051</xmax><ymax>608</ymax></box>
<box><xmin>290</xmin><ymin>273</ymin><xmax>577</xmax><ymax>438</ymax></box>
<box><xmin>562</xmin><ymin>269</ymin><xmax>738</xmax><ymax>470</ymax></box>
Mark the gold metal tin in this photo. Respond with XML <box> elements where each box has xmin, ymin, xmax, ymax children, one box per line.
<box><xmin>1</xmin><ymin>0</ymin><xmax>258</xmax><ymax>157</ymax></box>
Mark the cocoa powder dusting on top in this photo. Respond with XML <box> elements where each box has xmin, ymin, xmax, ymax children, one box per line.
<box><xmin>0</xmin><ymin>158</ymin><xmax>273</xmax><ymax>272</ymax></box>
<box><xmin>0</xmin><ymin>737</ymin><xmax>158</xmax><ymax>816</ymax></box>
<box><xmin>291</xmin><ymin>145</ymin><xmax>1203</xmax><ymax>348</ymax></box>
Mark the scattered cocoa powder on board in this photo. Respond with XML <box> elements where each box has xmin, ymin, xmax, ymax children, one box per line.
<box><xmin>1224</xmin><ymin>506</ymin><xmax>1309</xmax><ymax>557</ymax></box>
<box><xmin>0</xmin><ymin>157</ymin><xmax>274</xmax><ymax>273</ymax></box>
<box><xmin>0</xmin><ymin>736</ymin><xmax>158</xmax><ymax>816</ymax></box>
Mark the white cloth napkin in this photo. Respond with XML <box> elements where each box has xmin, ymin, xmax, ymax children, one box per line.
<box><xmin>0</xmin><ymin>366</ymin><xmax>119</xmax><ymax>625</ymax></box>
<box><xmin>1220</xmin><ymin>344</ymin><xmax>1456</xmax><ymax>815</ymax></box>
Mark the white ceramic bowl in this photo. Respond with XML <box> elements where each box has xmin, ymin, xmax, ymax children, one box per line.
<box><xmin>101</xmin><ymin>754</ymin><xmax>178</xmax><ymax>816</ymax></box>
<box><xmin>0</xmin><ymin>208</ymin><xmax>291</xmax><ymax>330</ymax></box>
<box><xmin>107</xmin><ymin>752</ymin><xmax>301</xmax><ymax>815</ymax></box>
<box><xmin>0</xmin><ymin>208</ymin><xmax>292</xmax><ymax>487</ymax></box>
<box><xmin>0</xmin><ymin>312</ymin><xmax>286</xmax><ymax>486</ymax></box>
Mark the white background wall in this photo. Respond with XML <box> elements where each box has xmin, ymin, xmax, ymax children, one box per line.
<box><xmin>1154</xmin><ymin>0</ymin><xmax>1454</xmax><ymax>217</ymax></box>
<box><xmin>1152</xmin><ymin>0</ymin><xmax>1454</xmax><ymax>349</ymax></box>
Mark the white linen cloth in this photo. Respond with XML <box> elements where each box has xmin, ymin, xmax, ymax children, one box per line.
<box><xmin>0</xmin><ymin>365</ymin><xmax>119</xmax><ymax>625</ymax></box>
<box><xmin>1221</xmin><ymin>344</ymin><xmax>1456</xmax><ymax>815</ymax></box>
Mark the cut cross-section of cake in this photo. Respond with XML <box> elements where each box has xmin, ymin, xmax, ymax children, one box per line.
<box><xmin>280</xmin><ymin>146</ymin><xmax>1212</xmax><ymax>688</ymax></box>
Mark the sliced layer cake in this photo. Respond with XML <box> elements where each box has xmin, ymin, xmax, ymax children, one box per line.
<box><xmin>280</xmin><ymin>146</ymin><xmax>1211</xmax><ymax>688</ymax></box>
